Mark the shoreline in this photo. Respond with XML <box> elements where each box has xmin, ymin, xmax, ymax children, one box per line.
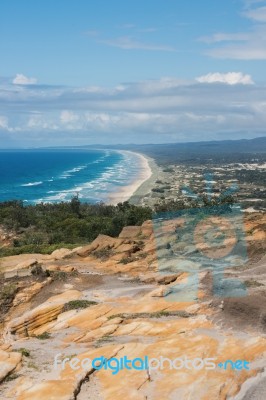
<box><xmin>106</xmin><ymin>150</ymin><xmax>157</xmax><ymax>205</ymax></box>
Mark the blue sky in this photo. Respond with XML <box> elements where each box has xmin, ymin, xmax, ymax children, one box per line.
<box><xmin>1</xmin><ymin>0</ymin><xmax>266</xmax><ymax>147</ymax></box>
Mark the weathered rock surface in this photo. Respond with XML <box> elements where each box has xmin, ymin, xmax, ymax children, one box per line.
<box><xmin>0</xmin><ymin>349</ymin><xmax>22</xmax><ymax>382</ymax></box>
<box><xmin>4</xmin><ymin>290</ymin><xmax>81</xmax><ymax>339</ymax></box>
<box><xmin>0</xmin><ymin>214</ymin><xmax>266</xmax><ymax>399</ymax></box>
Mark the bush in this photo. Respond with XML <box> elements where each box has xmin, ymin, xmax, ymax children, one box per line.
<box><xmin>50</xmin><ymin>271</ymin><xmax>68</xmax><ymax>281</ymax></box>
<box><xmin>0</xmin><ymin>284</ymin><xmax>17</xmax><ymax>301</ymax></box>
<box><xmin>93</xmin><ymin>247</ymin><xmax>113</xmax><ymax>260</ymax></box>
<box><xmin>17</xmin><ymin>348</ymin><xmax>31</xmax><ymax>357</ymax></box>
<box><xmin>62</xmin><ymin>300</ymin><xmax>98</xmax><ymax>312</ymax></box>
<box><xmin>0</xmin><ymin>200</ymin><xmax>152</xmax><ymax>255</ymax></box>
<box><xmin>35</xmin><ymin>332</ymin><xmax>51</xmax><ymax>340</ymax></box>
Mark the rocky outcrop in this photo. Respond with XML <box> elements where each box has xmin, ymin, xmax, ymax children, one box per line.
<box><xmin>4</xmin><ymin>290</ymin><xmax>81</xmax><ymax>340</ymax></box>
<box><xmin>0</xmin><ymin>349</ymin><xmax>21</xmax><ymax>382</ymax></box>
<box><xmin>12</xmin><ymin>278</ymin><xmax>52</xmax><ymax>307</ymax></box>
<box><xmin>1</xmin><ymin>214</ymin><xmax>266</xmax><ymax>399</ymax></box>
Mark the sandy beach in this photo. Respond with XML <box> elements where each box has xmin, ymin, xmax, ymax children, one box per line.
<box><xmin>106</xmin><ymin>151</ymin><xmax>157</xmax><ymax>205</ymax></box>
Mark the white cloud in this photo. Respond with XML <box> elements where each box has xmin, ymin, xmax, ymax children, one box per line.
<box><xmin>13</xmin><ymin>74</ymin><xmax>37</xmax><ymax>85</ymax></box>
<box><xmin>0</xmin><ymin>116</ymin><xmax>8</xmax><ymax>129</ymax></box>
<box><xmin>60</xmin><ymin>110</ymin><xmax>79</xmax><ymax>123</ymax></box>
<box><xmin>201</xmin><ymin>2</ymin><xmax>266</xmax><ymax>60</ymax></box>
<box><xmin>196</xmin><ymin>72</ymin><xmax>254</xmax><ymax>85</ymax></box>
<box><xmin>1</xmin><ymin>76</ymin><xmax>266</xmax><ymax>144</ymax></box>
<box><xmin>198</xmin><ymin>32</ymin><xmax>250</xmax><ymax>44</ymax></box>
<box><xmin>98</xmin><ymin>36</ymin><xmax>176</xmax><ymax>52</ymax></box>
<box><xmin>243</xmin><ymin>0</ymin><xmax>266</xmax><ymax>9</ymax></box>
<box><xmin>243</xmin><ymin>5</ymin><xmax>266</xmax><ymax>21</ymax></box>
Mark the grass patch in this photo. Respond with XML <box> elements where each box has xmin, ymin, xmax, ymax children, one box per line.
<box><xmin>119</xmin><ymin>256</ymin><xmax>135</xmax><ymax>264</ymax></box>
<box><xmin>34</xmin><ymin>332</ymin><xmax>51</xmax><ymax>340</ymax></box>
<box><xmin>27</xmin><ymin>361</ymin><xmax>39</xmax><ymax>370</ymax></box>
<box><xmin>49</xmin><ymin>271</ymin><xmax>68</xmax><ymax>281</ymax></box>
<box><xmin>0</xmin><ymin>283</ymin><xmax>17</xmax><ymax>301</ymax></box>
<box><xmin>0</xmin><ymin>243</ymin><xmax>78</xmax><ymax>257</ymax></box>
<box><xmin>62</xmin><ymin>300</ymin><xmax>98</xmax><ymax>312</ymax></box>
<box><xmin>17</xmin><ymin>348</ymin><xmax>30</xmax><ymax>357</ymax></box>
<box><xmin>107</xmin><ymin>310</ymin><xmax>192</xmax><ymax>320</ymax></box>
<box><xmin>95</xmin><ymin>335</ymin><xmax>113</xmax><ymax>347</ymax></box>
<box><xmin>92</xmin><ymin>247</ymin><xmax>114</xmax><ymax>260</ymax></box>
<box><xmin>244</xmin><ymin>280</ymin><xmax>264</xmax><ymax>287</ymax></box>
<box><xmin>4</xmin><ymin>373</ymin><xmax>20</xmax><ymax>382</ymax></box>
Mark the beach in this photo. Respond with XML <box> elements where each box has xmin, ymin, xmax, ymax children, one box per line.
<box><xmin>106</xmin><ymin>151</ymin><xmax>157</xmax><ymax>205</ymax></box>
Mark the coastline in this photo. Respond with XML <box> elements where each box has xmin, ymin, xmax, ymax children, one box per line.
<box><xmin>106</xmin><ymin>151</ymin><xmax>157</xmax><ymax>205</ymax></box>
<box><xmin>129</xmin><ymin>155</ymin><xmax>159</xmax><ymax>205</ymax></box>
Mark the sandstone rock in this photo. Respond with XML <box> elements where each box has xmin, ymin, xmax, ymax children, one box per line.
<box><xmin>50</xmin><ymin>248</ymin><xmax>74</xmax><ymax>260</ymax></box>
<box><xmin>149</xmin><ymin>286</ymin><xmax>172</xmax><ymax>297</ymax></box>
<box><xmin>118</xmin><ymin>226</ymin><xmax>141</xmax><ymax>239</ymax></box>
<box><xmin>141</xmin><ymin>220</ymin><xmax>153</xmax><ymax>236</ymax></box>
<box><xmin>5</xmin><ymin>290</ymin><xmax>81</xmax><ymax>339</ymax></box>
<box><xmin>156</xmin><ymin>273</ymin><xmax>181</xmax><ymax>285</ymax></box>
<box><xmin>13</xmin><ymin>278</ymin><xmax>52</xmax><ymax>307</ymax></box>
<box><xmin>77</xmin><ymin>234</ymin><xmax>123</xmax><ymax>257</ymax></box>
<box><xmin>46</xmin><ymin>264</ymin><xmax>60</xmax><ymax>271</ymax></box>
<box><xmin>139</xmin><ymin>273</ymin><xmax>158</xmax><ymax>284</ymax></box>
<box><xmin>16</xmin><ymin>258</ymin><xmax>38</xmax><ymax>270</ymax></box>
<box><xmin>0</xmin><ymin>349</ymin><xmax>22</xmax><ymax>382</ymax></box>
<box><xmin>1</xmin><ymin>215</ymin><xmax>266</xmax><ymax>400</ymax></box>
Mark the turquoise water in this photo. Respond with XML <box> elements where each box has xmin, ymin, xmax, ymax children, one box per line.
<box><xmin>0</xmin><ymin>149</ymin><xmax>140</xmax><ymax>204</ymax></box>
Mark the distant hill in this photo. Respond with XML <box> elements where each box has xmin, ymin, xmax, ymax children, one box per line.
<box><xmin>40</xmin><ymin>136</ymin><xmax>266</xmax><ymax>165</ymax></box>
<box><xmin>97</xmin><ymin>137</ymin><xmax>266</xmax><ymax>165</ymax></box>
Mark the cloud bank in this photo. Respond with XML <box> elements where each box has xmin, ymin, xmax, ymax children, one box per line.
<box><xmin>196</xmin><ymin>72</ymin><xmax>254</xmax><ymax>85</ymax></box>
<box><xmin>12</xmin><ymin>74</ymin><xmax>37</xmax><ymax>85</ymax></box>
<box><xmin>0</xmin><ymin>72</ymin><xmax>265</xmax><ymax>147</ymax></box>
<box><xmin>201</xmin><ymin>1</ymin><xmax>266</xmax><ymax>60</ymax></box>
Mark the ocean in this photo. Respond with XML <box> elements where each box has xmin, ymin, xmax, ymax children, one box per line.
<box><xmin>0</xmin><ymin>149</ymin><xmax>142</xmax><ymax>204</ymax></box>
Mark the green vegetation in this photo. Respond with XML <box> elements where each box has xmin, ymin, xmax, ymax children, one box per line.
<box><xmin>49</xmin><ymin>270</ymin><xmax>68</xmax><ymax>281</ymax></box>
<box><xmin>62</xmin><ymin>299</ymin><xmax>98</xmax><ymax>312</ymax></box>
<box><xmin>162</xmin><ymin>168</ymin><xmax>174</xmax><ymax>173</ymax></box>
<box><xmin>0</xmin><ymin>198</ymin><xmax>152</xmax><ymax>256</ymax></box>
<box><xmin>27</xmin><ymin>361</ymin><xmax>39</xmax><ymax>370</ymax></box>
<box><xmin>107</xmin><ymin>310</ymin><xmax>192</xmax><ymax>320</ymax></box>
<box><xmin>95</xmin><ymin>335</ymin><xmax>114</xmax><ymax>347</ymax></box>
<box><xmin>93</xmin><ymin>247</ymin><xmax>114</xmax><ymax>260</ymax></box>
<box><xmin>17</xmin><ymin>348</ymin><xmax>31</xmax><ymax>357</ymax></box>
<box><xmin>0</xmin><ymin>283</ymin><xmax>18</xmax><ymax>322</ymax></box>
<box><xmin>34</xmin><ymin>332</ymin><xmax>51</xmax><ymax>340</ymax></box>
<box><xmin>152</xmin><ymin>188</ymin><xmax>165</xmax><ymax>193</ymax></box>
<box><xmin>0</xmin><ymin>283</ymin><xmax>17</xmax><ymax>301</ymax></box>
<box><xmin>3</xmin><ymin>373</ymin><xmax>20</xmax><ymax>382</ymax></box>
<box><xmin>119</xmin><ymin>256</ymin><xmax>135</xmax><ymax>264</ymax></box>
<box><xmin>154</xmin><ymin>194</ymin><xmax>235</xmax><ymax>214</ymax></box>
<box><xmin>244</xmin><ymin>280</ymin><xmax>264</xmax><ymax>288</ymax></box>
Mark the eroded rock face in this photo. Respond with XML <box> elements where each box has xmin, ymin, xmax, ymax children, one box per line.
<box><xmin>0</xmin><ymin>349</ymin><xmax>21</xmax><ymax>382</ymax></box>
<box><xmin>12</xmin><ymin>279</ymin><xmax>52</xmax><ymax>307</ymax></box>
<box><xmin>0</xmin><ymin>214</ymin><xmax>266</xmax><ymax>399</ymax></box>
<box><xmin>4</xmin><ymin>290</ymin><xmax>81</xmax><ymax>339</ymax></box>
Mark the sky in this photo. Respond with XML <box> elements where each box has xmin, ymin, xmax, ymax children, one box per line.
<box><xmin>1</xmin><ymin>0</ymin><xmax>266</xmax><ymax>147</ymax></box>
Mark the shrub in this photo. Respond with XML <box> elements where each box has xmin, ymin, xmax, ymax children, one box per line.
<box><xmin>4</xmin><ymin>373</ymin><xmax>20</xmax><ymax>382</ymax></box>
<box><xmin>119</xmin><ymin>256</ymin><xmax>135</xmax><ymax>264</ymax></box>
<box><xmin>93</xmin><ymin>247</ymin><xmax>113</xmax><ymax>260</ymax></box>
<box><xmin>50</xmin><ymin>271</ymin><xmax>67</xmax><ymax>281</ymax></box>
<box><xmin>0</xmin><ymin>284</ymin><xmax>17</xmax><ymax>301</ymax></box>
<box><xmin>35</xmin><ymin>332</ymin><xmax>51</xmax><ymax>340</ymax></box>
<box><xmin>17</xmin><ymin>348</ymin><xmax>30</xmax><ymax>357</ymax></box>
<box><xmin>62</xmin><ymin>300</ymin><xmax>97</xmax><ymax>312</ymax></box>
